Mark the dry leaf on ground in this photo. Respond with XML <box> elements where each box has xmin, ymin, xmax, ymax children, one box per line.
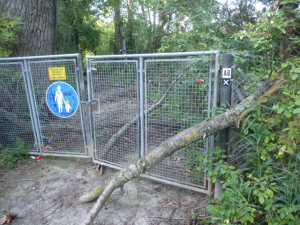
<box><xmin>0</xmin><ymin>212</ymin><xmax>17</xmax><ymax>224</ymax></box>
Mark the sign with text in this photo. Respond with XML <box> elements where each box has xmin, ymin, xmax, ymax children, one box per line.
<box><xmin>48</xmin><ymin>67</ymin><xmax>66</xmax><ymax>80</ymax></box>
<box><xmin>222</xmin><ymin>68</ymin><xmax>232</xmax><ymax>79</ymax></box>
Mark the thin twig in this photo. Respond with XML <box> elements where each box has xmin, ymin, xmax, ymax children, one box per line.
<box><xmin>168</xmin><ymin>208</ymin><xmax>176</xmax><ymax>221</ymax></box>
<box><xmin>35</xmin><ymin>203</ymin><xmax>62</xmax><ymax>222</ymax></box>
<box><xmin>201</xmin><ymin>189</ymin><xmax>215</xmax><ymax>203</ymax></box>
<box><xmin>149</xmin><ymin>216</ymin><xmax>211</xmax><ymax>220</ymax></box>
<box><xmin>39</xmin><ymin>203</ymin><xmax>57</xmax><ymax>213</ymax></box>
<box><xmin>279</xmin><ymin>147</ymin><xmax>297</xmax><ymax>156</ymax></box>
<box><xmin>0</xmin><ymin>179</ymin><xmax>44</xmax><ymax>183</ymax></box>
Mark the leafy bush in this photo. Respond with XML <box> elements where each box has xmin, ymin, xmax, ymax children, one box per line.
<box><xmin>0</xmin><ymin>14</ymin><xmax>22</xmax><ymax>57</ymax></box>
<box><xmin>201</xmin><ymin>98</ymin><xmax>300</xmax><ymax>224</ymax></box>
<box><xmin>0</xmin><ymin>139</ymin><xmax>29</xmax><ymax>169</ymax></box>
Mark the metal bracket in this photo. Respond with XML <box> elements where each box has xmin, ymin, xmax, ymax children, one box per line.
<box><xmin>81</xmin><ymin>99</ymin><xmax>100</xmax><ymax>114</ymax></box>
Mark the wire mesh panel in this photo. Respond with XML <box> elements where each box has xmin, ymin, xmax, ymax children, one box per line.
<box><xmin>229</xmin><ymin>72</ymin><xmax>263</xmax><ymax>167</ymax></box>
<box><xmin>89</xmin><ymin>61</ymin><xmax>139</xmax><ymax>167</ymax></box>
<box><xmin>145</xmin><ymin>59</ymin><xmax>212</xmax><ymax>188</ymax></box>
<box><xmin>0</xmin><ymin>62</ymin><xmax>37</xmax><ymax>151</ymax></box>
<box><xmin>28</xmin><ymin>60</ymin><xmax>86</xmax><ymax>155</ymax></box>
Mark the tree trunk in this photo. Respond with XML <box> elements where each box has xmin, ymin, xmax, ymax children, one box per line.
<box><xmin>0</xmin><ymin>0</ymin><xmax>57</xmax><ymax>57</ymax></box>
<box><xmin>119</xmin><ymin>26</ymin><xmax>126</xmax><ymax>55</ymax></box>
<box><xmin>278</xmin><ymin>2</ymin><xmax>299</xmax><ymax>62</ymax></box>
<box><xmin>114</xmin><ymin>0</ymin><xmax>121</xmax><ymax>55</ymax></box>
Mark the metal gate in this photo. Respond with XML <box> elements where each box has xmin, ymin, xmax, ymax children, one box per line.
<box><xmin>0</xmin><ymin>52</ymin><xmax>220</xmax><ymax>194</ymax></box>
<box><xmin>0</xmin><ymin>54</ymin><xmax>90</xmax><ymax>158</ymax></box>
<box><xmin>87</xmin><ymin>51</ymin><xmax>220</xmax><ymax>194</ymax></box>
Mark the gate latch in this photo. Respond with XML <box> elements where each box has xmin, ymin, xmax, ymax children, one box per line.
<box><xmin>91</xmin><ymin>101</ymin><xmax>98</xmax><ymax>111</ymax></box>
<box><xmin>81</xmin><ymin>100</ymin><xmax>99</xmax><ymax>111</ymax></box>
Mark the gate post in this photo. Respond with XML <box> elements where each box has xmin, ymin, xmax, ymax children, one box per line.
<box><xmin>214</xmin><ymin>53</ymin><xmax>233</xmax><ymax>199</ymax></box>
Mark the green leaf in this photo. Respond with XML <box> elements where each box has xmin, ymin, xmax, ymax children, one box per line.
<box><xmin>273</xmin><ymin>105</ymin><xmax>279</xmax><ymax>110</ymax></box>
<box><xmin>284</xmin><ymin>109</ymin><xmax>291</xmax><ymax>118</ymax></box>
<box><xmin>293</xmin><ymin>108</ymin><xmax>300</xmax><ymax>114</ymax></box>
<box><xmin>265</xmin><ymin>204</ymin><xmax>272</xmax><ymax>210</ymax></box>
<box><xmin>278</xmin><ymin>107</ymin><xmax>284</xmax><ymax>113</ymax></box>
<box><xmin>292</xmin><ymin>74</ymin><xmax>298</xmax><ymax>80</ymax></box>
<box><xmin>265</xmin><ymin>137</ymin><xmax>270</xmax><ymax>143</ymax></box>
<box><xmin>259</xmin><ymin>196</ymin><xmax>264</xmax><ymax>204</ymax></box>
<box><xmin>295</xmin><ymin>98</ymin><xmax>300</xmax><ymax>106</ymax></box>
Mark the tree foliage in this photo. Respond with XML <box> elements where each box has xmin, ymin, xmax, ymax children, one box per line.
<box><xmin>0</xmin><ymin>14</ymin><xmax>22</xmax><ymax>58</ymax></box>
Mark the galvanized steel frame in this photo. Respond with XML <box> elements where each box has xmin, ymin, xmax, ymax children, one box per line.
<box><xmin>0</xmin><ymin>54</ymin><xmax>91</xmax><ymax>158</ymax></box>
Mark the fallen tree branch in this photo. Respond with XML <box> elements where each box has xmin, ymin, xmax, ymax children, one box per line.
<box><xmin>99</xmin><ymin>73</ymin><xmax>183</xmax><ymax>159</ymax></box>
<box><xmin>81</xmin><ymin>79</ymin><xmax>285</xmax><ymax>225</ymax></box>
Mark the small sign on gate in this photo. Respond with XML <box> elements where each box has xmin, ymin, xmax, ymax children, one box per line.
<box><xmin>46</xmin><ymin>82</ymin><xmax>78</xmax><ymax>118</ymax></box>
<box><xmin>48</xmin><ymin>67</ymin><xmax>66</xmax><ymax>80</ymax></box>
<box><xmin>222</xmin><ymin>68</ymin><xmax>232</xmax><ymax>78</ymax></box>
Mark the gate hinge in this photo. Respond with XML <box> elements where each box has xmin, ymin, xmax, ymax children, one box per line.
<box><xmin>77</xmin><ymin>67</ymin><xmax>80</xmax><ymax>71</ymax></box>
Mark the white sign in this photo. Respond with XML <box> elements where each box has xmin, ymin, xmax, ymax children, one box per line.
<box><xmin>222</xmin><ymin>68</ymin><xmax>232</xmax><ymax>78</ymax></box>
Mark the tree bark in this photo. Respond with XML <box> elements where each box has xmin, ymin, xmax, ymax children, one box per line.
<box><xmin>278</xmin><ymin>2</ymin><xmax>299</xmax><ymax>62</ymax></box>
<box><xmin>114</xmin><ymin>0</ymin><xmax>121</xmax><ymax>55</ymax></box>
<box><xmin>81</xmin><ymin>78</ymin><xmax>286</xmax><ymax>225</ymax></box>
<box><xmin>0</xmin><ymin>0</ymin><xmax>56</xmax><ymax>57</ymax></box>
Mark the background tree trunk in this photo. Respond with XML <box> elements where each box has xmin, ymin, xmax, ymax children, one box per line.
<box><xmin>114</xmin><ymin>0</ymin><xmax>121</xmax><ymax>55</ymax></box>
<box><xmin>279</xmin><ymin>2</ymin><xmax>299</xmax><ymax>62</ymax></box>
<box><xmin>0</xmin><ymin>0</ymin><xmax>57</xmax><ymax>57</ymax></box>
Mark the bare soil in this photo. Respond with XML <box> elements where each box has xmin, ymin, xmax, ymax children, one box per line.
<box><xmin>0</xmin><ymin>157</ymin><xmax>211</xmax><ymax>225</ymax></box>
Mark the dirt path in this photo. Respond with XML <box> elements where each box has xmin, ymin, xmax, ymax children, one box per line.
<box><xmin>0</xmin><ymin>157</ymin><xmax>211</xmax><ymax>225</ymax></box>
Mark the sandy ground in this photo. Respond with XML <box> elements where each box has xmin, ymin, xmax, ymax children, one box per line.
<box><xmin>0</xmin><ymin>157</ymin><xmax>211</xmax><ymax>225</ymax></box>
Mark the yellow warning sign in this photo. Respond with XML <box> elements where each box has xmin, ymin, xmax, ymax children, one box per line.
<box><xmin>48</xmin><ymin>67</ymin><xmax>66</xmax><ymax>80</ymax></box>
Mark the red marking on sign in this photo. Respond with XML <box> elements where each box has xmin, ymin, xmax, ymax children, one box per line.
<box><xmin>197</xmin><ymin>78</ymin><xmax>203</xmax><ymax>82</ymax></box>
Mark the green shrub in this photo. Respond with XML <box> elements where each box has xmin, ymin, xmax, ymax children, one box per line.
<box><xmin>0</xmin><ymin>138</ymin><xmax>29</xmax><ymax>168</ymax></box>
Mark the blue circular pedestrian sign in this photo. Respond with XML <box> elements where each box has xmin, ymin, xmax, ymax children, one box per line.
<box><xmin>46</xmin><ymin>82</ymin><xmax>79</xmax><ymax>118</ymax></box>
